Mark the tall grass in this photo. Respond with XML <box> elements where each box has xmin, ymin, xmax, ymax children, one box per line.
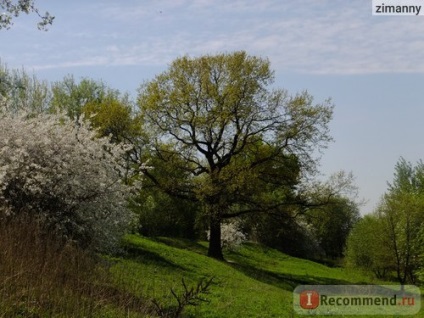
<box><xmin>0</xmin><ymin>216</ymin><xmax>152</xmax><ymax>317</ymax></box>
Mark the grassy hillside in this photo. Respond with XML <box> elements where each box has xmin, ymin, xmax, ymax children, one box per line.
<box><xmin>1</xmin><ymin>231</ymin><xmax>421</xmax><ymax>317</ymax></box>
<box><xmin>107</xmin><ymin>235</ymin><xmax>423</xmax><ymax>317</ymax></box>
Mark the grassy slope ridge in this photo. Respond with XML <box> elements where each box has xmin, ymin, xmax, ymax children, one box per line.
<box><xmin>108</xmin><ymin>235</ymin><xmax>423</xmax><ymax>318</ymax></box>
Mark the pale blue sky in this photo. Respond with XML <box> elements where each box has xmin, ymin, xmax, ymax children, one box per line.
<box><xmin>1</xmin><ymin>0</ymin><xmax>424</xmax><ymax>214</ymax></box>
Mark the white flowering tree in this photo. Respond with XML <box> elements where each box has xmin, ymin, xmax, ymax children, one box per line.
<box><xmin>0</xmin><ymin>112</ymin><xmax>138</xmax><ymax>252</ymax></box>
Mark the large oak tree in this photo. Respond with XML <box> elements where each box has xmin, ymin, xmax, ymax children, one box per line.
<box><xmin>138</xmin><ymin>51</ymin><xmax>333</xmax><ymax>259</ymax></box>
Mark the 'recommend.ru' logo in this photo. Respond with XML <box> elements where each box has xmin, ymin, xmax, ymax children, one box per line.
<box><xmin>299</xmin><ymin>290</ymin><xmax>320</xmax><ymax>309</ymax></box>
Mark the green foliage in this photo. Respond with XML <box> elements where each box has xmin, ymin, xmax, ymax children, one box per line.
<box><xmin>249</xmin><ymin>212</ymin><xmax>323</xmax><ymax>259</ymax></box>
<box><xmin>347</xmin><ymin>158</ymin><xmax>424</xmax><ymax>285</ymax></box>
<box><xmin>133</xmin><ymin>191</ymin><xmax>200</xmax><ymax>239</ymax></box>
<box><xmin>380</xmin><ymin>158</ymin><xmax>424</xmax><ymax>284</ymax></box>
<box><xmin>307</xmin><ymin>196</ymin><xmax>360</xmax><ymax>258</ymax></box>
<box><xmin>138</xmin><ymin>51</ymin><xmax>334</xmax><ymax>259</ymax></box>
<box><xmin>131</xmin><ymin>151</ymin><xmax>200</xmax><ymax>239</ymax></box>
<box><xmin>345</xmin><ymin>214</ymin><xmax>393</xmax><ymax>278</ymax></box>
<box><xmin>50</xmin><ymin>76</ymin><xmax>145</xmax><ymax>180</ymax></box>
<box><xmin>50</xmin><ymin>76</ymin><xmax>145</xmax><ymax>185</ymax></box>
<box><xmin>50</xmin><ymin>76</ymin><xmax>130</xmax><ymax>120</ymax></box>
<box><xmin>82</xmin><ymin>97</ymin><xmax>141</xmax><ymax>143</ymax></box>
<box><xmin>0</xmin><ymin>62</ymin><xmax>50</xmax><ymax>114</ymax></box>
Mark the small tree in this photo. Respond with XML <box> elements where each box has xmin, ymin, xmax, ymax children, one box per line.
<box><xmin>345</xmin><ymin>214</ymin><xmax>393</xmax><ymax>278</ymax></box>
<box><xmin>379</xmin><ymin>159</ymin><xmax>424</xmax><ymax>285</ymax></box>
<box><xmin>0</xmin><ymin>112</ymin><xmax>139</xmax><ymax>252</ymax></box>
<box><xmin>347</xmin><ymin>158</ymin><xmax>424</xmax><ymax>283</ymax></box>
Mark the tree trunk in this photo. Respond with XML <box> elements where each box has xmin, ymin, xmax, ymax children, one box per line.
<box><xmin>208</xmin><ymin>213</ymin><xmax>224</xmax><ymax>260</ymax></box>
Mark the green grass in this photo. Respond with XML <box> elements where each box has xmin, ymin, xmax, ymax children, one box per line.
<box><xmin>3</xmin><ymin>228</ymin><xmax>421</xmax><ymax>317</ymax></box>
<box><xmin>106</xmin><ymin>234</ymin><xmax>423</xmax><ymax>317</ymax></box>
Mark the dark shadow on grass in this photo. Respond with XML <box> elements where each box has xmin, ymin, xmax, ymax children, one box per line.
<box><xmin>153</xmin><ymin>237</ymin><xmax>208</xmax><ymax>255</ymax></box>
<box><xmin>308</xmin><ymin>257</ymin><xmax>344</xmax><ymax>268</ymax></box>
<box><xmin>227</xmin><ymin>261</ymin><xmax>370</xmax><ymax>292</ymax></box>
<box><xmin>122</xmin><ymin>242</ymin><xmax>186</xmax><ymax>271</ymax></box>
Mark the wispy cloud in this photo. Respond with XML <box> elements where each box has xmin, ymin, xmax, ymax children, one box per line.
<box><xmin>3</xmin><ymin>0</ymin><xmax>424</xmax><ymax>75</ymax></box>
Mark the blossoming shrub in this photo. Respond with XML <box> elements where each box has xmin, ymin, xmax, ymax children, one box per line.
<box><xmin>0</xmin><ymin>113</ymin><xmax>137</xmax><ymax>252</ymax></box>
<box><xmin>221</xmin><ymin>221</ymin><xmax>247</xmax><ymax>250</ymax></box>
<box><xmin>207</xmin><ymin>220</ymin><xmax>247</xmax><ymax>251</ymax></box>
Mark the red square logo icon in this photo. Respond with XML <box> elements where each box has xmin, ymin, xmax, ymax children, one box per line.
<box><xmin>299</xmin><ymin>290</ymin><xmax>320</xmax><ymax>309</ymax></box>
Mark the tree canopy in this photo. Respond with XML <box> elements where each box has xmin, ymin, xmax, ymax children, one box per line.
<box><xmin>138</xmin><ymin>51</ymin><xmax>334</xmax><ymax>259</ymax></box>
